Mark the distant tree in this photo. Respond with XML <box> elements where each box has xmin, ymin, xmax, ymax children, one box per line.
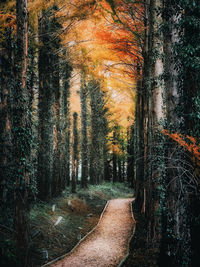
<box><xmin>112</xmin><ymin>127</ymin><xmax>118</xmax><ymax>183</ymax></box>
<box><xmin>88</xmin><ymin>79</ymin><xmax>108</xmax><ymax>184</ymax></box>
<box><xmin>80</xmin><ymin>71</ymin><xmax>89</xmax><ymax>188</ymax></box>
<box><xmin>127</xmin><ymin>124</ymin><xmax>135</xmax><ymax>187</ymax></box>
<box><xmin>102</xmin><ymin>115</ymin><xmax>110</xmax><ymax>181</ymax></box>
<box><xmin>72</xmin><ymin>112</ymin><xmax>79</xmax><ymax>193</ymax></box>
<box><xmin>61</xmin><ymin>53</ymin><xmax>72</xmax><ymax>189</ymax></box>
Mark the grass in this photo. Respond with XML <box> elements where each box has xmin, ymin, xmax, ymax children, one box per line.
<box><xmin>29</xmin><ymin>182</ymin><xmax>133</xmax><ymax>266</ymax></box>
<box><xmin>78</xmin><ymin>182</ymin><xmax>133</xmax><ymax>199</ymax></box>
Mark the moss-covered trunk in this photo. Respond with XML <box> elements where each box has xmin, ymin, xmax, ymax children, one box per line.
<box><xmin>37</xmin><ymin>12</ymin><xmax>54</xmax><ymax>200</ymax></box>
<box><xmin>0</xmin><ymin>30</ymin><xmax>13</xmax><ymax>208</ymax></box>
<box><xmin>88</xmin><ymin>79</ymin><xmax>105</xmax><ymax>184</ymax></box>
<box><xmin>61</xmin><ymin>58</ymin><xmax>72</xmax><ymax>189</ymax></box>
<box><xmin>13</xmin><ymin>1</ymin><xmax>32</xmax><ymax>265</ymax></box>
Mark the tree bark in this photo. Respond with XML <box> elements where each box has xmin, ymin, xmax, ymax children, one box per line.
<box><xmin>37</xmin><ymin>12</ymin><xmax>54</xmax><ymax>200</ymax></box>
<box><xmin>72</xmin><ymin>112</ymin><xmax>78</xmax><ymax>193</ymax></box>
<box><xmin>61</xmin><ymin>58</ymin><xmax>72</xmax><ymax>188</ymax></box>
<box><xmin>88</xmin><ymin>79</ymin><xmax>105</xmax><ymax>184</ymax></box>
<box><xmin>80</xmin><ymin>72</ymin><xmax>88</xmax><ymax>188</ymax></box>
<box><xmin>52</xmin><ymin>52</ymin><xmax>62</xmax><ymax>197</ymax></box>
<box><xmin>13</xmin><ymin>1</ymin><xmax>31</xmax><ymax>265</ymax></box>
<box><xmin>0</xmin><ymin>30</ymin><xmax>13</xmax><ymax>207</ymax></box>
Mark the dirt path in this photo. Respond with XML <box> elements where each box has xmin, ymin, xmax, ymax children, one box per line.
<box><xmin>44</xmin><ymin>198</ymin><xmax>135</xmax><ymax>267</ymax></box>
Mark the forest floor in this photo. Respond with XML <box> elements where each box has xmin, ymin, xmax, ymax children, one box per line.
<box><xmin>30</xmin><ymin>182</ymin><xmax>133</xmax><ymax>266</ymax></box>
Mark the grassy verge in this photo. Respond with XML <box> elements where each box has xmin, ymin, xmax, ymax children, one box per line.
<box><xmin>29</xmin><ymin>182</ymin><xmax>133</xmax><ymax>266</ymax></box>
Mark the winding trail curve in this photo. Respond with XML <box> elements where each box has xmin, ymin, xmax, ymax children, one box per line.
<box><xmin>44</xmin><ymin>198</ymin><xmax>135</xmax><ymax>267</ymax></box>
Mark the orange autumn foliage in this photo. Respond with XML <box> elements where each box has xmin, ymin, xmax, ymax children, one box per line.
<box><xmin>94</xmin><ymin>0</ymin><xmax>144</xmax><ymax>76</ymax></box>
<box><xmin>162</xmin><ymin>130</ymin><xmax>200</xmax><ymax>162</ymax></box>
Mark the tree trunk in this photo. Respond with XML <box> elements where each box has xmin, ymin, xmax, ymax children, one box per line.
<box><xmin>134</xmin><ymin>78</ymin><xmax>144</xmax><ymax>209</ymax></box>
<box><xmin>88</xmin><ymin>79</ymin><xmax>105</xmax><ymax>184</ymax></box>
<box><xmin>159</xmin><ymin>2</ymin><xmax>193</xmax><ymax>266</ymax></box>
<box><xmin>13</xmin><ymin>1</ymin><xmax>32</xmax><ymax>265</ymax></box>
<box><xmin>103</xmin><ymin>143</ymin><xmax>110</xmax><ymax>181</ymax></box>
<box><xmin>37</xmin><ymin>12</ymin><xmax>54</xmax><ymax>200</ymax></box>
<box><xmin>80</xmin><ymin>72</ymin><xmax>88</xmax><ymax>188</ymax></box>
<box><xmin>146</xmin><ymin>0</ymin><xmax>165</xmax><ymax>247</ymax></box>
<box><xmin>127</xmin><ymin>125</ymin><xmax>135</xmax><ymax>187</ymax></box>
<box><xmin>112</xmin><ymin>128</ymin><xmax>117</xmax><ymax>183</ymax></box>
<box><xmin>118</xmin><ymin>157</ymin><xmax>122</xmax><ymax>182</ymax></box>
<box><xmin>61</xmin><ymin>58</ymin><xmax>72</xmax><ymax>188</ymax></box>
<box><xmin>52</xmin><ymin>52</ymin><xmax>62</xmax><ymax>197</ymax></box>
<box><xmin>0</xmin><ymin>30</ymin><xmax>13</xmax><ymax>207</ymax></box>
<box><xmin>71</xmin><ymin>112</ymin><xmax>78</xmax><ymax>193</ymax></box>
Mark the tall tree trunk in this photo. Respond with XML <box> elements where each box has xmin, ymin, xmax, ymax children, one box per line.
<box><xmin>61</xmin><ymin>58</ymin><xmax>72</xmax><ymax>188</ymax></box>
<box><xmin>0</xmin><ymin>30</ymin><xmax>13</xmax><ymax>207</ymax></box>
<box><xmin>118</xmin><ymin>157</ymin><xmax>122</xmax><ymax>182</ymax></box>
<box><xmin>112</xmin><ymin>128</ymin><xmax>117</xmax><ymax>183</ymax></box>
<box><xmin>127</xmin><ymin>125</ymin><xmax>135</xmax><ymax>187</ymax></box>
<box><xmin>13</xmin><ymin>0</ymin><xmax>31</xmax><ymax>265</ymax></box>
<box><xmin>52</xmin><ymin>52</ymin><xmax>62</xmax><ymax>197</ymax></box>
<box><xmin>134</xmin><ymin>78</ymin><xmax>144</xmax><ymax>209</ymax></box>
<box><xmin>37</xmin><ymin>13</ymin><xmax>54</xmax><ymax>200</ymax></box>
<box><xmin>146</xmin><ymin>0</ymin><xmax>165</xmax><ymax>247</ymax></box>
<box><xmin>27</xmin><ymin>43</ymin><xmax>38</xmax><ymax>184</ymax></box>
<box><xmin>88</xmin><ymin>79</ymin><xmax>105</xmax><ymax>184</ymax></box>
<box><xmin>71</xmin><ymin>112</ymin><xmax>78</xmax><ymax>193</ymax></box>
<box><xmin>103</xmin><ymin>142</ymin><xmax>110</xmax><ymax>181</ymax></box>
<box><xmin>159</xmin><ymin>2</ymin><xmax>196</xmax><ymax>266</ymax></box>
<box><xmin>80</xmin><ymin>72</ymin><xmax>88</xmax><ymax>188</ymax></box>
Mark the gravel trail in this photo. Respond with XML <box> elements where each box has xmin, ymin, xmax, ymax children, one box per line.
<box><xmin>46</xmin><ymin>198</ymin><xmax>135</xmax><ymax>267</ymax></box>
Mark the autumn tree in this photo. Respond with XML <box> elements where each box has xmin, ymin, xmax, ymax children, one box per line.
<box><xmin>102</xmin><ymin>1</ymin><xmax>199</xmax><ymax>265</ymax></box>
<box><xmin>131</xmin><ymin>0</ymin><xmax>200</xmax><ymax>265</ymax></box>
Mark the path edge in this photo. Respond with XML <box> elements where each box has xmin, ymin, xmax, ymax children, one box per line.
<box><xmin>118</xmin><ymin>198</ymin><xmax>136</xmax><ymax>267</ymax></box>
<box><xmin>41</xmin><ymin>200</ymin><xmax>110</xmax><ymax>267</ymax></box>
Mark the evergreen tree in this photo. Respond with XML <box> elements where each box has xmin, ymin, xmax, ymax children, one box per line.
<box><xmin>88</xmin><ymin>79</ymin><xmax>108</xmax><ymax>184</ymax></box>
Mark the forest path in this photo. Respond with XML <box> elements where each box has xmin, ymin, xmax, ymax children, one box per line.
<box><xmin>43</xmin><ymin>198</ymin><xmax>135</xmax><ymax>267</ymax></box>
